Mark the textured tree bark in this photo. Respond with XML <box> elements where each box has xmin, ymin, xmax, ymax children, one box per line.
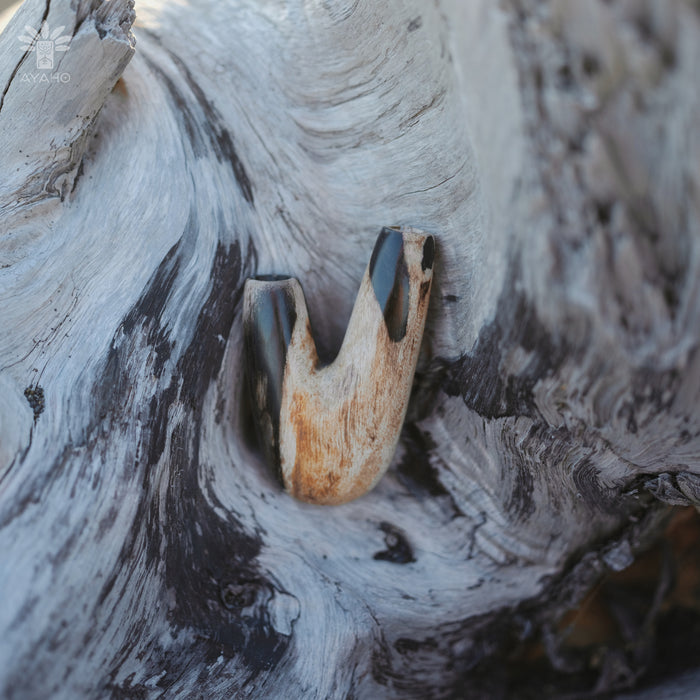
<box><xmin>0</xmin><ymin>0</ymin><xmax>699</xmax><ymax>698</ymax></box>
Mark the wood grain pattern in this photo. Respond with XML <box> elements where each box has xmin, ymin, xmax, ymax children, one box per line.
<box><xmin>0</xmin><ymin>0</ymin><xmax>699</xmax><ymax>698</ymax></box>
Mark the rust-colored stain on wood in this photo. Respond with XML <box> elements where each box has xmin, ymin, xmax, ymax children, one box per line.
<box><xmin>287</xmin><ymin>381</ymin><xmax>388</xmax><ymax>505</ymax></box>
<box><xmin>112</xmin><ymin>77</ymin><xmax>128</xmax><ymax>97</ymax></box>
<box><xmin>288</xmin><ymin>391</ymin><xmax>333</xmax><ymax>503</ymax></box>
<box><xmin>276</xmin><ymin>228</ymin><xmax>434</xmax><ymax>505</ymax></box>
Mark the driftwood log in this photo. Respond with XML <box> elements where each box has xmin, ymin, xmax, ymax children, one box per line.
<box><xmin>1</xmin><ymin>0</ymin><xmax>699</xmax><ymax>697</ymax></box>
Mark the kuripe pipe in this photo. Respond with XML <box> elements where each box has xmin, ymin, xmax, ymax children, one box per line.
<box><xmin>243</xmin><ymin>227</ymin><xmax>435</xmax><ymax>505</ymax></box>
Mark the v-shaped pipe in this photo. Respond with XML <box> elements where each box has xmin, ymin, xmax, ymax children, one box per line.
<box><xmin>243</xmin><ymin>227</ymin><xmax>435</xmax><ymax>505</ymax></box>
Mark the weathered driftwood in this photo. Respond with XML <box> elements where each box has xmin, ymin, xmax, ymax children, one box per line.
<box><xmin>0</xmin><ymin>0</ymin><xmax>699</xmax><ymax>698</ymax></box>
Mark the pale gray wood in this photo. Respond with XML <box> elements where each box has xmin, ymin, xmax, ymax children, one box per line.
<box><xmin>0</xmin><ymin>0</ymin><xmax>698</xmax><ymax>698</ymax></box>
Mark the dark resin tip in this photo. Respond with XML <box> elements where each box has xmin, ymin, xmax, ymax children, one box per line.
<box><xmin>421</xmin><ymin>236</ymin><xmax>435</xmax><ymax>271</ymax></box>
<box><xmin>370</xmin><ymin>228</ymin><xmax>410</xmax><ymax>342</ymax></box>
<box><xmin>253</xmin><ymin>274</ymin><xmax>293</xmax><ymax>282</ymax></box>
<box><xmin>244</xmin><ymin>283</ymin><xmax>298</xmax><ymax>479</ymax></box>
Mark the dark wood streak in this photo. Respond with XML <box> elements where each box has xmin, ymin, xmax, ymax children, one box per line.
<box><xmin>140</xmin><ymin>31</ymin><xmax>255</xmax><ymax>205</ymax></box>
<box><xmin>86</xmin><ymin>232</ymin><xmax>295</xmax><ymax>692</ymax></box>
<box><xmin>159</xmin><ymin>241</ymin><xmax>295</xmax><ymax>683</ymax></box>
<box><xmin>395</xmin><ymin>423</ymin><xmax>457</xmax><ymax>505</ymax></box>
<box><xmin>373</xmin><ymin>522</ymin><xmax>415</xmax><ymax>564</ymax></box>
<box><xmin>439</xmin><ymin>261</ymin><xmax>569</xmax><ymax>421</ymax></box>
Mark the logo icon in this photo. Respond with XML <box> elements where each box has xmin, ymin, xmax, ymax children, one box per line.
<box><xmin>19</xmin><ymin>23</ymin><xmax>71</xmax><ymax>70</ymax></box>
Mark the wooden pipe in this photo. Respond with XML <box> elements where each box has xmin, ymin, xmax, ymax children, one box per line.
<box><xmin>243</xmin><ymin>227</ymin><xmax>435</xmax><ymax>505</ymax></box>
